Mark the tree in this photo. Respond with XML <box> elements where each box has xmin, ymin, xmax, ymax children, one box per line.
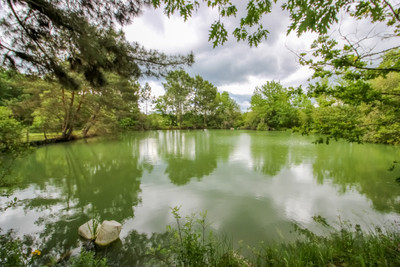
<box><xmin>193</xmin><ymin>75</ymin><xmax>218</xmax><ymax>126</ymax></box>
<box><xmin>140</xmin><ymin>82</ymin><xmax>153</xmax><ymax>115</ymax></box>
<box><xmin>213</xmin><ymin>91</ymin><xmax>241</xmax><ymax>129</ymax></box>
<box><xmin>246</xmin><ymin>81</ymin><xmax>300</xmax><ymax>130</ymax></box>
<box><xmin>0</xmin><ymin>68</ymin><xmax>24</xmax><ymax>106</ymax></box>
<box><xmin>304</xmin><ymin>49</ymin><xmax>400</xmax><ymax>144</ymax></box>
<box><xmin>365</xmin><ymin>72</ymin><xmax>400</xmax><ymax>144</ymax></box>
<box><xmin>155</xmin><ymin>0</ymin><xmax>399</xmax><ymax>73</ymax></box>
<box><xmin>80</xmin><ymin>74</ymin><xmax>141</xmax><ymax>137</ymax></box>
<box><xmin>310</xmin><ymin>95</ymin><xmax>365</xmax><ymax>144</ymax></box>
<box><xmin>0</xmin><ymin>0</ymin><xmax>194</xmax><ymax>90</ymax></box>
<box><xmin>160</xmin><ymin>70</ymin><xmax>194</xmax><ymax>127</ymax></box>
<box><xmin>0</xmin><ymin>107</ymin><xmax>25</xmax><ymax>185</ymax></box>
<box><xmin>5</xmin><ymin>69</ymin><xmax>141</xmax><ymax>140</ymax></box>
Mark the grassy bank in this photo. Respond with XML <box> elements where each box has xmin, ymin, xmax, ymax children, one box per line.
<box><xmin>252</xmin><ymin>224</ymin><xmax>400</xmax><ymax>266</ymax></box>
<box><xmin>1</xmin><ymin>209</ymin><xmax>399</xmax><ymax>266</ymax></box>
<box><xmin>23</xmin><ymin>131</ymin><xmax>85</xmax><ymax>143</ymax></box>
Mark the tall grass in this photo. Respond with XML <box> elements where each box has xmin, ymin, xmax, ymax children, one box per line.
<box><xmin>152</xmin><ymin>206</ymin><xmax>249</xmax><ymax>267</ymax></box>
<box><xmin>252</xmin><ymin>217</ymin><xmax>400</xmax><ymax>266</ymax></box>
<box><xmin>1</xmin><ymin>209</ymin><xmax>399</xmax><ymax>266</ymax></box>
<box><xmin>162</xmin><ymin>210</ymin><xmax>400</xmax><ymax>267</ymax></box>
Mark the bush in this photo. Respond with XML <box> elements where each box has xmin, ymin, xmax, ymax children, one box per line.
<box><xmin>0</xmin><ymin>107</ymin><xmax>27</xmax><ymax>185</ymax></box>
<box><xmin>0</xmin><ymin>107</ymin><xmax>23</xmax><ymax>152</ymax></box>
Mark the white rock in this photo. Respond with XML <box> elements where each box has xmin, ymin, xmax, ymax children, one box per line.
<box><xmin>78</xmin><ymin>219</ymin><xmax>98</xmax><ymax>240</ymax></box>
<box><xmin>95</xmin><ymin>220</ymin><xmax>122</xmax><ymax>246</ymax></box>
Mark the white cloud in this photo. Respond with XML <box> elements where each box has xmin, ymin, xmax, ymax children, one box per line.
<box><xmin>125</xmin><ymin>2</ymin><xmax>394</xmax><ymax>110</ymax></box>
<box><xmin>125</xmin><ymin>4</ymin><xmax>313</xmax><ymax>98</ymax></box>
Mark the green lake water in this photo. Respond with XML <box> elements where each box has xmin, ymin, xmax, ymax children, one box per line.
<box><xmin>1</xmin><ymin>130</ymin><xmax>400</xmax><ymax>262</ymax></box>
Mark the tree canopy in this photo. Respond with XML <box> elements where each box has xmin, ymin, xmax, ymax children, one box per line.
<box><xmin>155</xmin><ymin>70</ymin><xmax>240</xmax><ymax>129</ymax></box>
<box><xmin>0</xmin><ymin>0</ymin><xmax>194</xmax><ymax>90</ymax></box>
<box><xmin>154</xmin><ymin>0</ymin><xmax>399</xmax><ymax>75</ymax></box>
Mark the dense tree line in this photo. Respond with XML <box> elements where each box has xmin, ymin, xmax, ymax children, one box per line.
<box><xmin>3</xmin><ymin>62</ymin><xmax>400</xmax><ymax>146</ymax></box>
<box><xmin>0</xmin><ymin>68</ymin><xmax>241</xmax><ymax>137</ymax></box>
<box><xmin>154</xmin><ymin>70</ymin><xmax>241</xmax><ymax>129</ymax></box>
<box><xmin>241</xmin><ymin>53</ymin><xmax>400</xmax><ymax>145</ymax></box>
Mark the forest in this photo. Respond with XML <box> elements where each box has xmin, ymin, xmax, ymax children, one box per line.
<box><xmin>1</xmin><ymin>56</ymin><xmax>400</xmax><ymax>149</ymax></box>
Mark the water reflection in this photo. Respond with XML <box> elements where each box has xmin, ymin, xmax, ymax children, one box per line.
<box><xmin>16</xmin><ymin>138</ymin><xmax>145</xmax><ymax>221</ymax></box>
<box><xmin>157</xmin><ymin>130</ymin><xmax>234</xmax><ymax>185</ymax></box>
<box><xmin>250</xmin><ymin>132</ymin><xmax>290</xmax><ymax>176</ymax></box>
<box><xmin>311</xmin><ymin>142</ymin><xmax>400</xmax><ymax>213</ymax></box>
<box><xmin>1</xmin><ymin>136</ymin><xmax>148</xmax><ymax>261</ymax></box>
<box><xmin>1</xmin><ymin>130</ymin><xmax>400</xmax><ymax>262</ymax></box>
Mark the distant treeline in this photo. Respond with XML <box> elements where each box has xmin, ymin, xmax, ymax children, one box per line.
<box><xmin>2</xmin><ymin>62</ymin><xmax>400</xmax><ymax>145</ymax></box>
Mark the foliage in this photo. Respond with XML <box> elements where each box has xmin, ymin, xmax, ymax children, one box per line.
<box><xmin>70</xmin><ymin>250</ymin><xmax>108</xmax><ymax>267</ymax></box>
<box><xmin>305</xmin><ymin>52</ymin><xmax>400</xmax><ymax>144</ymax></box>
<box><xmin>309</xmin><ymin>96</ymin><xmax>365</xmax><ymax>144</ymax></box>
<box><xmin>211</xmin><ymin>91</ymin><xmax>241</xmax><ymax>129</ymax></box>
<box><xmin>363</xmin><ymin>71</ymin><xmax>400</xmax><ymax>144</ymax></box>
<box><xmin>0</xmin><ymin>0</ymin><xmax>193</xmax><ymax>90</ymax></box>
<box><xmin>0</xmin><ymin>107</ymin><xmax>23</xmax><ymax>152</ymax></box>
<box><xmin>254</xmin><ymin>218</ymin><xmax>400</xmax><ymax>267</ymax></box>
<box><xmin>154</xmin><ymin>0</ymin><xmax>399</xmax><ymax>55</ymax></box>
<box><xmin>140</xmin><ymin>82</ymin><xmax>154</xmax><ymax>115</ymax></box>
<box><xmin>244</xmin><ymin>81</ymin><xmax>306</xmax><ymax>130</ymax></box>
<box><xmin>0</xmin><ymin>229</ymin><xmax>37</xmax><ymax>267</ymax></box>
<box><xmin>154</xmin><ymin>0</ymin><xmax>400</xmax><ymax>143</ymax></box>
<box><xmin>0</xmin><ymin>107</ymin><xmax>27</xmax><ymax>185</ymax></box>
<box><xmin>161</xmin><ymin>206</ymin><xmax>245</xmax><ymax>267</ymax></box>
<box><xmin>156</xmin><ymin>70</ymin><xmax>240</xmax><ymax>129</ymax></box>
<box><xmin>4</xmin><ymin>71</ymin><xmax>142</xmax><ymax>140</ymax></box>
<box><xmin>193</xmin><ymin>75</ymin><xmax>218</xmax><ymax>127</ymax></box>
<box><xmin>154</xmin><ymin>0</ymin><xmax>272</xmax><ymax>47</ymax></box>
<box><xmin>160</xmin><ymin>70</ymin><xmax>194</xmax><ymax>127</ymax></box>
<box><xmin>0</xmin><ymin>68</ymin><xmax>24</xmax><ymax>106</ymax></box>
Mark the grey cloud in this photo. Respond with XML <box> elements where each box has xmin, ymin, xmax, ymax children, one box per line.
<box><xmin>138</xmin><ymin>8</ymin><xmax>165</xmax><ymax>34</ymax></box>
<box><xmin>133</xmin><ymin>2</ymin><xmax>304</xmax><ymax>94</ymax></box>
<box><xmin>186</xmin><ymin>40</ymin><xmax>299</xmax><ymax>87</ymax></box>
<box><xmin>174</xmin><ymin>3</ymin><xmax>299</xmax><ymax>87</ymax></box>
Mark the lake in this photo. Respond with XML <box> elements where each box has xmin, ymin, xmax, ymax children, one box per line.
<box><xmin>1</xmin><ymin>130</ymin><xmax>400</xmax><ymax>262</ymax></box>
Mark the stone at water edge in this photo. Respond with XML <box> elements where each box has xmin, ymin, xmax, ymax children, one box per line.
<box><xmin>78</xmin><ymin>219</ymin><xmax>99</xmax><ymax>240</ymax></box>
<box><xmin>95</xmin><ymin>220</ymin><xmax>122</xmax><ymax>246</ymax></box>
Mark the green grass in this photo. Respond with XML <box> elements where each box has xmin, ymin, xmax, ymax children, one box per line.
<box><xmin>148</xmin><ymin>208</ymin><xmax>400</xmax><ymax>267</ymax></box>
<box><xmin>22</xmin><ymin>131</ymin><xmax>84</xmax><ymax>143</ymax></box>
<box><xmin>253</xmin><ymin>224</ymin><xmax>400</xmax><ymax>266</ymax></box>
<box><xmin>25</xmin><ymin>132</ymin><xmax>60</xmax><ymax>142</ymax></box>
<box><xmin>1</xmin><ymin>209</ymin><xmax>399</xmax><ymax>267</ymax></box>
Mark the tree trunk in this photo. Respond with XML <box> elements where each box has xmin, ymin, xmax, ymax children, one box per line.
<box><xmin>61</xmin><ymin>124</ymin><xmax>73</xmax><ymax>140</ymax></box>
<box><xmin>82</xmin><ymin>111</ymin><xmax>99</xmax><ymax>138</ymax></box>
<box><xmin>61</xmin><ymin>91</ymin><xmax>75</xmax><ymax>140</ymax></box>
<box><xmin>81</xmin><ymin>125</ymin><xmax>91</xmax><ymax>138</ymax></box>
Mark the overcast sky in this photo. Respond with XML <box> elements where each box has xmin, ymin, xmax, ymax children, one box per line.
<box><xmin>123</xmin><ymin>2</ymin><xmax>395</xmax><ymax>111</ymax></box>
